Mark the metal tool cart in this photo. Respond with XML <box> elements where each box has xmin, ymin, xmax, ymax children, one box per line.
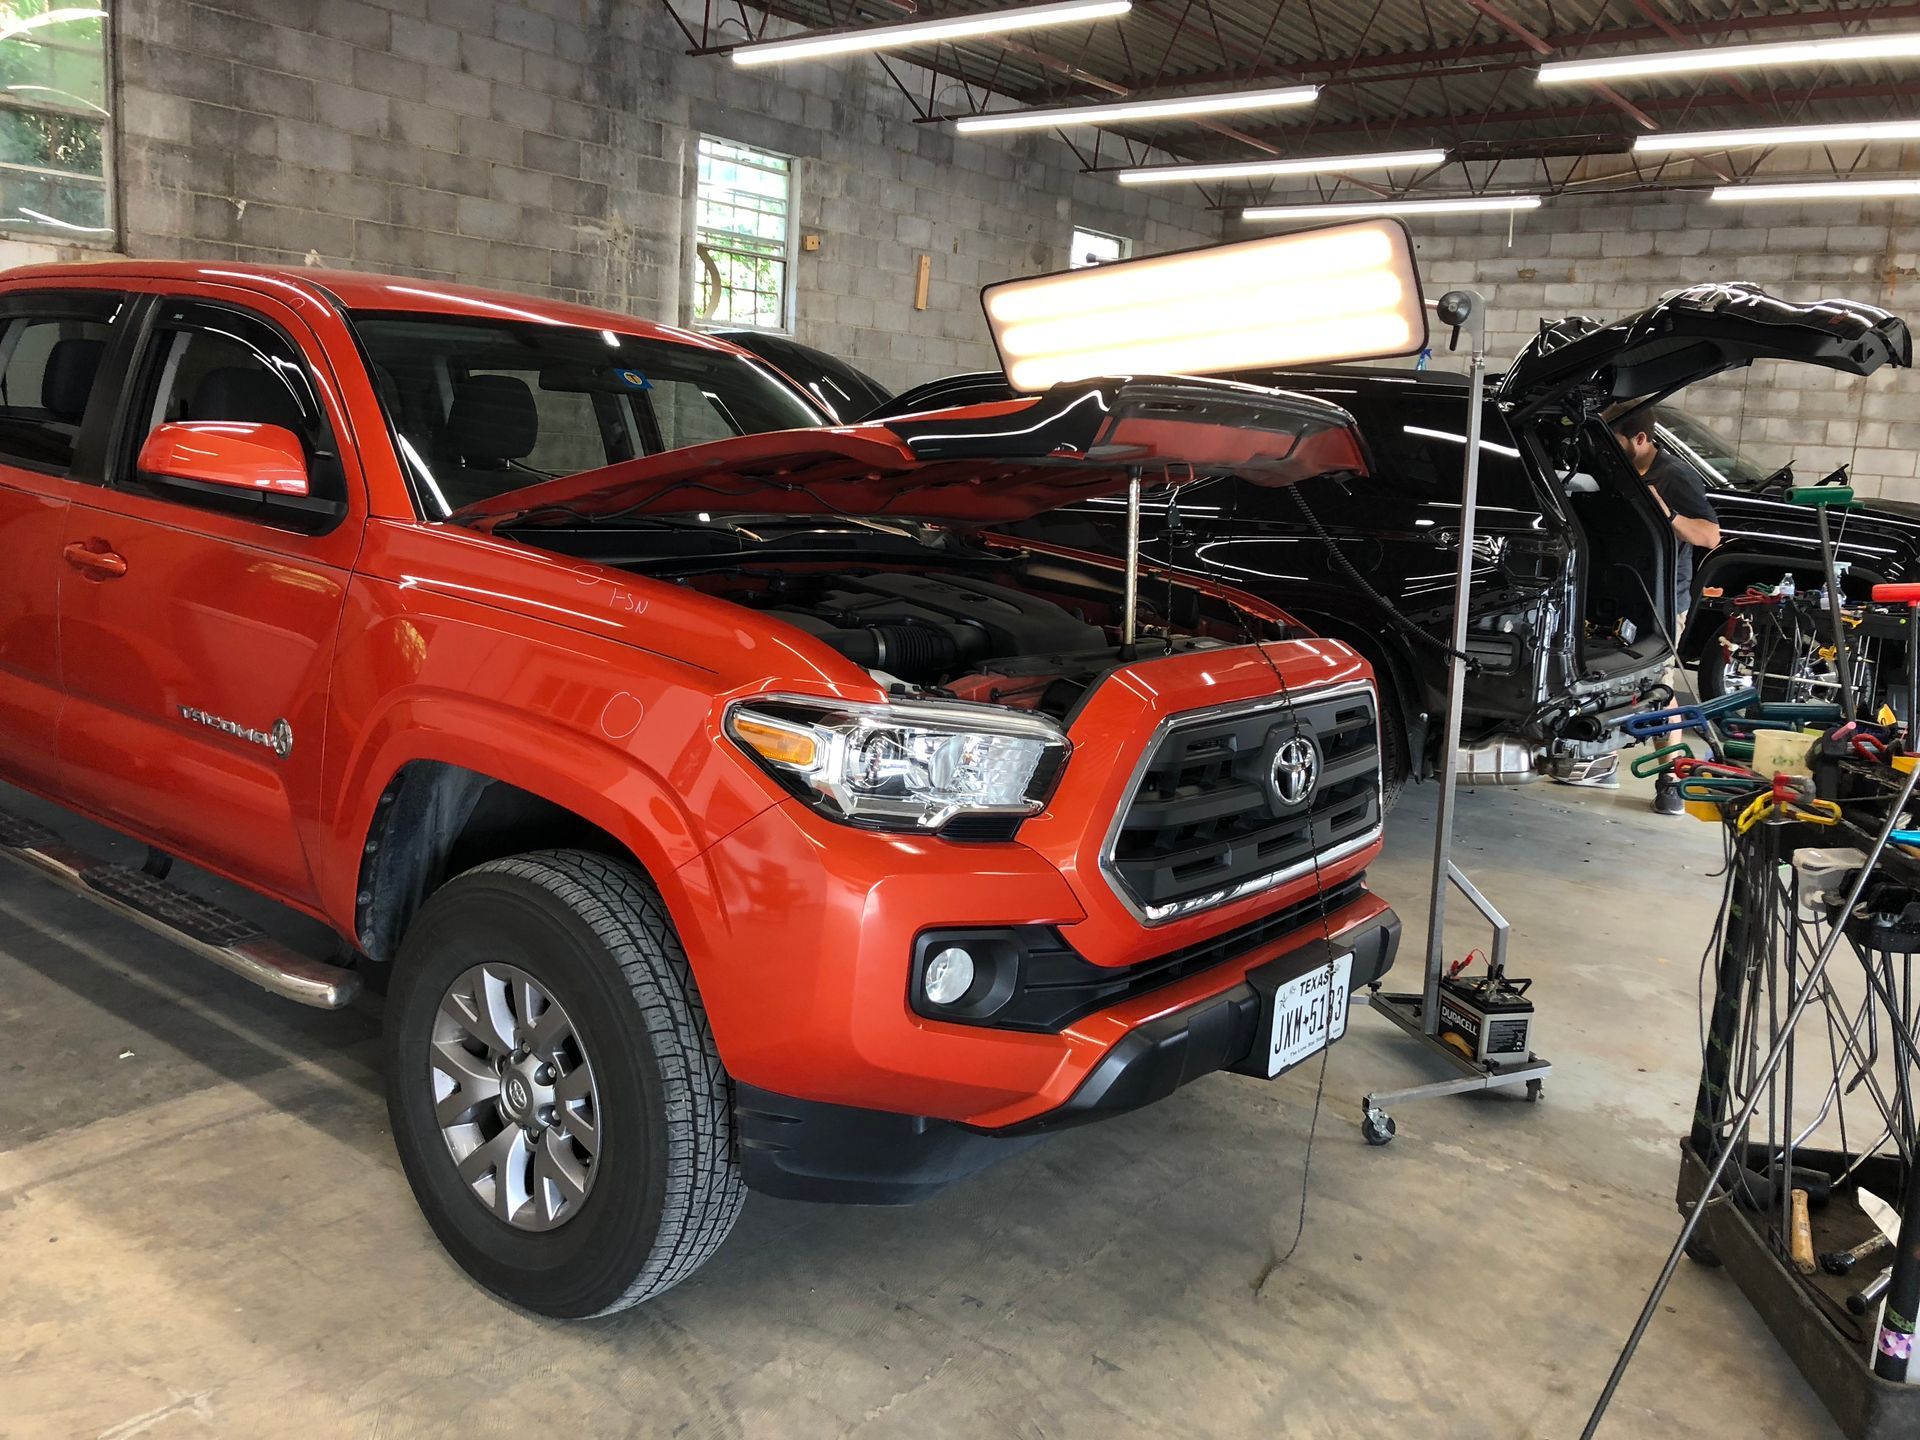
<box><xmin>1583</xmin><ymin>499</ymin><xmax>1920</xmax><ymax>1438</ymax></box>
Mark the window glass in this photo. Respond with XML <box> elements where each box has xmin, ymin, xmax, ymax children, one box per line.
<box><xmin>693</xmin><ymin>137</ymin><xmax>793</xmax><ymax>332</ymax></box>
<box><xmin>0</xmin><ymin>308</ymin><xmax>113</xmax><ymax>471</ymax></box>
<box><xmin>1652</xmin><ymin>405</ymin><xmax>1780</xmax><ymax>492</ymax></box>
<box><xmin>0</xmin><ymin>2</ymin><xmax>113</xmax><ymax>242</ymax></box>
<box><xmin>1070</xmin><ymin>226</ymin><xmax>1129</xmax><ymax>269</ymax></box>
<box><xmin>131</xmin><ymin>303</ymin><xmax>345</xmax><ymax>506</ymax></box>
<box><xmin>467</xmin><ymin>367</ymin><xmax>627</xmax><ymax>477</ymax></box>
<box><xmin>351</xmin><ymin>312</ymin><xmax>824</xmax><ymax>517</ymax></box>
<box><xmin>649</xmin><ymin>376</ymin><xmax>741</xmax><ymax>451</ymax></box>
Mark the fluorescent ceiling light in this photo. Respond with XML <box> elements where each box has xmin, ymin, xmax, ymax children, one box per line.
<box><xmin>1244</xmin><ymin>195</ymin><xmax>1543</xmax><ymax>221</ymax></box>
<box><xmin>1636</xmin><ymin>119</ymin><xmax>1920</xmax><ymax>154</ymax></box>
<box><xmin>732</xmin><ymin>0</ymin><xmax>1131</xmax><ymax>67</ymax></box>
<box><xmin>1539</xmin><ymin>31</ymin><xmax>1920</xmax><ymax>85</ymax></box>
<box><xmin>1116</xmin><ymin>147</ymin><xmax>1447</xmax><ymax>185</ymax></box>
<box><xmin>982</xmin><ymin>219</ymin><xmax>1428</xmax><ymax>391</ymax></box>
<box><xmin>955</xmin><ymin>84</ymin><xmax>1316</xmax><ymax>134</ymax></box>
<box><xmin>1709</xmin><ymin>178</ymin><xmax>1920</xmax><ymax>204</ymax></box>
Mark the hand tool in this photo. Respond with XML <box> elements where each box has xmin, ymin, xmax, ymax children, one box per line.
<box><xmin>1820</xmin><ymin>1232</ymin><xmax>1893</xmax><ymax>1276</ymax></box>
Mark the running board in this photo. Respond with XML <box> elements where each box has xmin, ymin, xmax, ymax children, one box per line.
<box><xmin>0</xmin><ymin>807</ymin><xmax>361</xmax><ymax>1009</ymax></box>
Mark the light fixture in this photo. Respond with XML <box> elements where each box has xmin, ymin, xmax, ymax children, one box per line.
<box><xmin>1116</xmin><ymin>147</ymin><xmax>1447</xmax><ymax>186</ymax></box>
<box><xmin>955</xmin><ymin>84</ymin><xmax>1316</xmax><ymax>135</ymax></box>
<box><xmin>1243</xmin><ymin>194</ymin><xmax>1543</xmax><ymax>221</ymax></box>
<box><xmin>1538</xmin><ymin>31</ymin><xmax>1920</xmax><ymax>85</ymax></box>
<box><xmin>922</xmin><ymin>948</ymin><xmax>976</xmax><ymax>1006</ymax></box>
<box><xmin>1709</xmin><ymin>178</ymin><xmax>1920</xmax><ymax>204</ymax></box>
<box><xmin>982</xmin><ymin>219</ymin><xmax>1428</xmax><ymax>391</ymax></box>
<box><xmin>1636</xmin><ymin>119</ymin><xmax>1920</xmax><ymax>154</ymax></box>
<box><xmin>730</xmin><ymin>0</ymin><xmax>1131</xmax><ymax>68</ymax></box>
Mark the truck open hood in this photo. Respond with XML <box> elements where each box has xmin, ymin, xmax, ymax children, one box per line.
<box><xmin>452</xmin><ymin>376</ymin><xmax>1365</xmax><ymax>528</ymax></box>
<box><xmin>1498</xmin><ymin>282</ymin><xmax>1912</xmax><ymax>417</ymax></box>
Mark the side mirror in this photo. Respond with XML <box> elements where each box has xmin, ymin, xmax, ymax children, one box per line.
<box><xmin>137</xmin><ymin>421</ymin><xmax>310</xmax><ymax>498</ymax></box>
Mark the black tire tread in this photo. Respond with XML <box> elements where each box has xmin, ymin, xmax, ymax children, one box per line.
<box><xmin>461</xmin><ymin>849</ymin><xmax>744</xmax><ymax>1314</ymax></box>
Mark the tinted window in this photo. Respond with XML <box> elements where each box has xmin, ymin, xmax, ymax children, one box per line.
<box><xmin>0</xmin><ymin>297</ymin><xmax>120</xmax><ymax>473</ymax></box>
<box><xmin>1653</xmin><ymin>405</ymin><xmax>1780</xmax><ymax>491</ymax></box>
<box><xmin>352</xmin><ymin>313</ymin><xmax>825</xmax><ymax>518</ymax></box>
<box><xmin>129</xmin><ymin>302</ymin><xmax>344</xmax><ymax>510</ymax></box>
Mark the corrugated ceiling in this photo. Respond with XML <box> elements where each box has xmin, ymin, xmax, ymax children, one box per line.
<box><xmin>679</xmin><ymin>1</ymin><xmax>1920</xmax><ymax>198</ymax></box>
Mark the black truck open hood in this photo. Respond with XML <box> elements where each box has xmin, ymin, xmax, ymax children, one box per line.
<box><xmin>1498</xmin><ymin>282</ymin><xmax>1911</xmax><ymax>416</ymax></box>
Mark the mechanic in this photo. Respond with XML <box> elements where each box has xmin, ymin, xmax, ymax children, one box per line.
<box><xmin>1612</xmin><ymin>407</ymin><xmax>1723</xmax><ymax>816</ymax></box>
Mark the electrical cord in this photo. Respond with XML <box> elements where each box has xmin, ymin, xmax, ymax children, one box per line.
<box><xmin>1193</xmin><ymin>534</ymin><xmax>1343</xmax><ymax>1287</ymax></box>
<box><xmin>1287</xmin><ymin>486</ymin><xmax>1482</xmax><ymax>672</ymax></box>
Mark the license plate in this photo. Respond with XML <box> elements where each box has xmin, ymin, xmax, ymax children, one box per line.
<box><xmin>1263</xmin><ymin>951</ymin><xmax>1352</xmax><ymax>1077</ymax></box>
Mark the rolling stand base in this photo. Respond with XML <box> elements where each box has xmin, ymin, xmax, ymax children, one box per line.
<box><xmin>1355</xmin><ymin>988</ymin><xmax>1551</xmax><ymax>1145</ymax></box>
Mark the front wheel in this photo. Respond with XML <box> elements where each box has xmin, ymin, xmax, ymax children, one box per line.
<box><xmin>385</xmin><ymin>850</ymin><xmax>743</xmax><ymax>1317</ymax></box>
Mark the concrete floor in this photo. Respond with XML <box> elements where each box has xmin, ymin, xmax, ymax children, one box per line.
<box><xmin>0</xmin><ymin>772</ymin><xmax>1839</xmax><ymax>1440</ymax></box>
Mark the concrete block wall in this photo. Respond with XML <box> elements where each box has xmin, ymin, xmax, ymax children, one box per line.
<box><xmin>111</xmin><ymin>0</ymin><xmax>1221</xmax><ymax>392</ymax></box>
<box><xmin>1374</xmin><ymin>196</ymin><xmax>1920</xmax><ymax>501</ymax></box>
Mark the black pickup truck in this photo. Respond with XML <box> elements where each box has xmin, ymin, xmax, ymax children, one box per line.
<box><xmin>729</xmin><ymin>283</ymin><xmax>1913</xmax><ymax>796</ymax></box>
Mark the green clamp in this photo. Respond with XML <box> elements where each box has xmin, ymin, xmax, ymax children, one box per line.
<box><xmin>1787</xmin><ymin>485</ymin><xmax>1857</xmax><ymax>508</ymax></box>
<box><xmin>1631</xmin><ymin>743</ymin><xmax>1692</xmax><ymax>778</ymax></box>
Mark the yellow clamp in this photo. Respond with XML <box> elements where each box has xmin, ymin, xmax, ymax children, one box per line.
<box><xmin>1735</xmin><ymin>793</ymin><xmax>1842</xmax><ymax>835</ymax></box>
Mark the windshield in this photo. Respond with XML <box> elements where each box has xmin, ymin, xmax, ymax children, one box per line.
<box><xmin>1651</xmin><ymin>406</ymin><xmax>1778</xmax><ymax>491</ymax></box>
<box><xmin>352</xmin><ymin>312</ymin><xmax>825</xmax><ymax>517</ymax></box>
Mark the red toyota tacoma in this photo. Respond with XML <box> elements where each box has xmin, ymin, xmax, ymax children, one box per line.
<box><xmin>0</xmin><ymin>262</ymin><xmax>1398</xmax><ymax>1315</ymax></box>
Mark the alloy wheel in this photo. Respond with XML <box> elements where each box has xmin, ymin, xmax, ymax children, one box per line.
<box><xmin>429</xmin><ymin>962</ymin><xmax>602</xmax><ymax>1231</ymax></box>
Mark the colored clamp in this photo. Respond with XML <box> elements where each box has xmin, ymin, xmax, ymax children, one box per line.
<box><xmin>1631</xmin><ymin>744</ymin><xmax>1693</xmax><ymax>778</ymax></box>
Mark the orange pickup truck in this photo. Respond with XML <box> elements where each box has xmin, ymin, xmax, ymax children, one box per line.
<box><xmin>0</xmin><ymin>261</ymin><xmax>1398</xmax><ymax>1314</ymax></box>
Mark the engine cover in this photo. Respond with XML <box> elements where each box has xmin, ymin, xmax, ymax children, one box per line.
<box><xmin>770</xmin><ymin>573</ymin><xmax>1106</xmax><ymax>680</ymax></box>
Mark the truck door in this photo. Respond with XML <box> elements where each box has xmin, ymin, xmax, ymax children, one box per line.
<box><xmin>0</xmin><ymin>288</ymin><xmax>126</xmax><ymax>790</ymax></box>
<box><xmin>56</xmin><ymin>292</ymin><xmax>363</xmax><ymax>905</ymax></box>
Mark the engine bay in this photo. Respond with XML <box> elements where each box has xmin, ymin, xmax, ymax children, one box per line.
<box><xmin>744</xmin><ymin>569</ymin><xmax>1236</xmax><ymax>717</ymax></box>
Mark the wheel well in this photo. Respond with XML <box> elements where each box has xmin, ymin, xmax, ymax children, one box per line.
<box><xmin>354</xmin><ymin>762</ymin><xmax>639</xmax><ymax>964</ymax></box>
<box><xmin>1684</xmin><ymin>551</ymin><xmax>1885</xmax><ymax>662</ymax></box>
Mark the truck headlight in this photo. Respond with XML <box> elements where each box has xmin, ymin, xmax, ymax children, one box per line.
<box><xmin>726</xmin><ymin>695</ymin><xmax>1068</xmax><ymax>832</ymax></box>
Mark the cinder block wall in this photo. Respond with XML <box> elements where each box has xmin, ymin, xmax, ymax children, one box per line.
<box><xmin>109</xmin><ymin>0</ymin><xmax>1220</xmax><ymax>392</ymax></box>
<box><xmin>1384</xmin><ymin>197</ymin><xmax>1919</xmax><ymax>502</ymax></box>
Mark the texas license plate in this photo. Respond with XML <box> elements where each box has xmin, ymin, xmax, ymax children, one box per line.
<box><xmin>1262</xmin><ymin>951</ymin><xmax>1353</xmax><ymax>1077</ymax></box>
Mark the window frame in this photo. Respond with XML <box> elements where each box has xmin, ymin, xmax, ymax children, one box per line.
<box><xmin>1069</xmin><ymin>226</ymin><xmax>1131</xmax><ymax>270</ymax></box>
<box><xmin>0</xmin><ymin>288</ymin><xmax>125</xmax><ymax>477</ymax></box>
<box><xmin>0</xmin><ymin>3</ymin><xmax>116</xmax><ymax>247</ymax></box>
<box><xmin>689</xmin><ymin>134</ymin><xmax>798</xmax><ymax>336</ymax></box>
<box><xmin>108</xmin><ymin>296</ymin><xmax>349</xmax><ymax>534</ymax></box>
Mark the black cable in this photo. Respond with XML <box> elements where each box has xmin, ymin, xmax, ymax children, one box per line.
<box><xmin>1198</xmin><ymin>532</ymin><xmax>1342</xmax><ymax>1286</ymax></box>
<box><xmin>1607</xmin><ymin>561</ymin><xmax>1677</xmax><ymax>654</ymax></box>
<box><xmin>1287</xmin><ymin>487</ymin><xmax>1481</xmax><ymax>671</ymax></box>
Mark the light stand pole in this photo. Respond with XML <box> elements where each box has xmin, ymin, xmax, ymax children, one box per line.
<box><xmin>1357</xmin><ymin>290</ymin><xmax>1552</xmax><ymax>1144</ymax></box>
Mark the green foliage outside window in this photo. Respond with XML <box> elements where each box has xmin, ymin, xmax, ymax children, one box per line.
<box><xmin>0</xmin><ymin>2</ymin><xmax>112</xmax><ymax>240</ymax></box>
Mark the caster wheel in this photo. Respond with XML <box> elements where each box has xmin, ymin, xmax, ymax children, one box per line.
<box><xmin>1526</xmin><ymin>1079</ymin><xmax>1544</xmax><ymax>1103</ymax></box>
<box><xmin>1684</xmin><ymin>1236</ymin><xmax>1722</xmax><ymax>1268</ymax></box>
<box><xmin>1361</xmin><ymin>1109</ymin><xmax>1396</xmax><ymax>1146</ymax></box>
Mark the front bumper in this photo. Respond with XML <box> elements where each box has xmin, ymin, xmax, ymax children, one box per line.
<box><xmin>736</xmin><ymin>906</ymin><xmax>1400</xmax><ymax>1204</ymax></box>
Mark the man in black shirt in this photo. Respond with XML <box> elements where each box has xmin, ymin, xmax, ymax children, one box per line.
<box><xmin>1611</xmin><ymin>408</ymin><xmax>1722</xmax><ymax>815</ymax></box>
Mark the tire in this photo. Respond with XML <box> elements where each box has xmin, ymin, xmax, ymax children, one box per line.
<box><xmin>1373</xmin><ymin>664</ymin><xmax>1411</xmax><ymax>814</ymax></box>
<box><xmin>385</xmin><ymin>849</ymin><xmax>743</xmax><ymax>1317</ymax></box>
<box><xmin>1684</xmin><ymin>1235</ymin><xmax>1722</xmax><ymax>1268</ymax></box>
<box><xmin>1696</xmin><ymin>627</ymin><xmax>1735</xmax><ymax>703</ymax></box>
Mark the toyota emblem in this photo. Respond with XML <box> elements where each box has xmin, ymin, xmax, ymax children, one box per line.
<box><xmin>1272</xmin><ymin>736</ymin><xmax>1319</xmax><ymax>808</ymax></box>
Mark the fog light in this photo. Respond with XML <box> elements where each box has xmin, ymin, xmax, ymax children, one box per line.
<box><xmin>924</xmin><ymin>947</ymin><xmax>976</xmax><ymax>1006</ymax></box>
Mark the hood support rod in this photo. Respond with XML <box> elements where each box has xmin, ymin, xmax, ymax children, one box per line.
<box><xmin>1122</xmin><ymin>465</ymin><xmax>1143</xmax><ymax>651</ymax></box>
